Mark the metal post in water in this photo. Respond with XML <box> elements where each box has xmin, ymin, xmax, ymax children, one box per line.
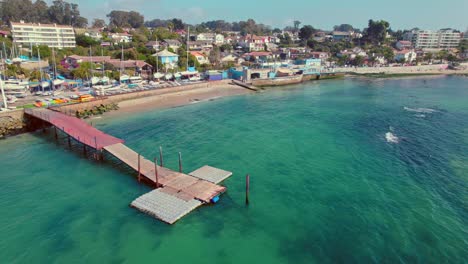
<box><xmin>178</xmin><ymin>152</ymin><xmax>182</xmax><ymax>173</ymax></box>
<box><xmin>159</xmin><ymin>146</ymin><xmax>164</xmax><ymax>167</ymax></box>
<box><xmin>138</xmin><ymin>153</ymin><xmax>141</xmax><ymax>182</ymax></box>
<box><xmin>245</xmin><ymin>174</ymin><xmax>250</xmax><ymax>205</ymax></box>
<box><xmin>154</xmin><ymin>157</ymin><xmax>158</xmax><ymax>188</ymax></box>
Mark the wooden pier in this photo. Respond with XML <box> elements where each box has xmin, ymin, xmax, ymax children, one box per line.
<box><xmin>25</xmin><ymin>108</ymin><xmax>232</xmax><ymax>224</ymax></box>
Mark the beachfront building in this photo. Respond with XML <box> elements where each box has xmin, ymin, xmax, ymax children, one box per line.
<box><xmin>404</xmin><ymin>29</ymin><xmax>462</xmax><ymax>49</ymax></box>
<box><xmin>10</xmin><ymin>20</ymin><xmax>76</xmax><ymax>49</ymax></box>
<box><xmin>84</xmin><ymin>30</ymin><xmax>103</xmax><ymax>41</ymax></box>
<box><xmin>188</xmin><ymin>41</ymin><xmax>213</xmax><ymax>51</ymax></box>
<box><xmin>61</xmin><ymin>55</ymin><xmax>111</xmax><ymax>69</ymax></box>
<box><xmin>163</xmin><ymin>39</ymin><xmax>182</xmax><ymax>52</ymax></box>
<box><xmin>310</xmin><ymin>52</ymin><xmax>330</xmax><ymax>60</ymax></box>
<box><xmin>394</xmin><ymin>50</ymin><xmax>417</xmax><ymax>63</ymax></box>
<box><xmin>239</xmin><ymin>35</ymin><xmax>271</xmax><ymax>51</ymax></box>
<box><xmin>0</xmin><ymin>30</ymin><xmax>9</xmax><ymax>38</ymax></box>
<box><xmin>332</xmin><ymin>31</ymin><xmax>352</xmax><ymax>41</ymax></box>
<box><xmin>190</xmin><ymin>51</ymin><xmax>209</xmax><ymax>65</ymax></box>
<box><xmin>145</xmin><ymin>41</ymin><xmax>161</xmax><ymax>51</ymax></box>
<box><xmin>60</xmin><ymin>55</ymin><xmax>152</xmax><ymax>73</ymax></box>
<box><xmin>110</xmin><ymin>33</ymin><xmax>132</xmax><ymax>44</ymax></box>
<box><xmin>395</xmin><ymin>40</ymin><xmax>412</xmax><ymax>50</ymax></box>
<box><xmin>243</xmin><ymin>51</ymin><xmax>273</xmax><ymax>63</ymax></box>
<box><xmin>220</xmin><ymin>54</ymin><xmax>242</xmax><ymax>65</ymax></box>
<box><xmin>153</xmin><ymin>49</ymin><xmax>179</xmax><ymax>69</ymax></box>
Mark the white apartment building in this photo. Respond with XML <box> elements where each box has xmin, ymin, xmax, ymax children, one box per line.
<box><xmin>10</xmin><ymin>20</ymin><xmax>76</xmax><ymax>49</ymax></box>
<box><xmin>404</xmin><ymin>29</ymin><xmax>461</xmax><ymax>49</ymax></box>
<box><xmin>196</xmin><ymin>33</ymin><xmax>225</xmax><ymax>44</ymax></box>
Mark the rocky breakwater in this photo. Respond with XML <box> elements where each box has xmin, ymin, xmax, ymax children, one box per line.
<box><xmin>0</xmin><ymin>110</ymin><xmax>27</xmax><ymax>138</ymax></box>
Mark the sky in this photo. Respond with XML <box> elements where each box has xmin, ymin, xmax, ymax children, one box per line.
<box><xmin>50</xmin><ymin>0</ymin><xmax>468</xmax><ymax>31</ymax></box>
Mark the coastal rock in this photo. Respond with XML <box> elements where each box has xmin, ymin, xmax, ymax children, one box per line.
<box><xmin>0</xmin><ymin>115</ymin><xmax>26</xmax><ymax>138</ymax></box>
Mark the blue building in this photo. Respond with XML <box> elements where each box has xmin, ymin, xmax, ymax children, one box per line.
<box><xmin>152</xmin><ymin>49</ymin><xmax>179</xmax><ymax>68</ymax></box>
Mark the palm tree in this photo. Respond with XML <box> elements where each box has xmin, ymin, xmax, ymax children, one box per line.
<box><xmin>167</xmin><ymin>22</ymin><xmax>174</xmax><ymax>33</ymax></box>
<box><xmin>294</xmin><ymin>21</ymin><xmax>301</xmax><ymax>32</ymax></box>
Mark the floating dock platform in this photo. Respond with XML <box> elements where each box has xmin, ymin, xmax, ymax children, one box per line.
<box><xmin>131</xmin><ymin>166</ymin><xmax>232</xmax><ymax>224</ymax></box>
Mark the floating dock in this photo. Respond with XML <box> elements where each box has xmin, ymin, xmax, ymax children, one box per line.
<box><xmin>131</xmin><ymin>166</ymin><xmax>232</xmax><ymax>224</ymax></box>
<box><xmin>25</xmin><ymin>108</ymin><xmax>233</xmax><ymax>224</ymax></box>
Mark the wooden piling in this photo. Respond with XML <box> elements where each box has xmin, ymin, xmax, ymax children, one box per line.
<box><xmin>138</xmin><ymin>153</ymin><xmax>141</xmax><ymax>182</ymax></box>
<box><xmin>159</xmin><ymin>146</ymin><xmax>164</xmax><ymax>167</ymax></box>
<box><xmin>245</xmin><ymin>174</ymin><xmax>250</xmax><ymax>205</ymax></box>
<box><xmin>154</xmin><ymin>157</ymin><xmax>159</xmax><ymax>188</ymax></box>
<box><xmin>54</xmin><ymin>126</ymin><xmax>58</xmax><ymax>140</ymax></box>
<box><xmin>65</xmin><ymin>126</ymin><xmax>71</xmax><ymax>147</ymax></box>
<box><xmin>178</xmin><ymin>152</ymin><xmax>183</xmax><ymax>173</ymax></box>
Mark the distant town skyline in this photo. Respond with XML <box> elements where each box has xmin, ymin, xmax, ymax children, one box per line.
<box><xmin>46</xmin><ymin>0</ymin><xmax>467</xmax><ymax>31</ymax></box>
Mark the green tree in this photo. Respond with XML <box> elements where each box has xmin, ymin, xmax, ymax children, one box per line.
<box><xmin>219</xmin><ymin>44</ymin><xmax>233</xmax><ymax>53</ymax></box>
<box><xmin>353</xmin><ymin>55</ymin><xmax>365</xmax><ymax>66</ymax></box>
<box><xmin>32</xmin><ymin>45</ymin><xmax>51</xmax><ymax>59</ymax></box>
<box><xmin>152</xmin><ymin>27</ymin><xmax>178</xmax><ymax>40</ymax></box>
<box><xmin>446</xmin><ymin>54</ymin><xmax>457</xmax><ymax>62</ymax></box>
<box><xmin>92</xmin><ymin>19</ymin><xmax>106</xmax><ymax>28</ymax></box>
<box><xmin>293</xmin><ymin>21</ymin><xmax>301</xmax><ymax>32</ymax></box>
<box><xmin>107</xmin><ymin>10</ymin><xmax>144</xmax><ymax>28</ymax></box>
<box><xmin>363</xmin><ymin>20</ymin><xmax>390</xmax><ymax>45</ymax></box>
<box><xmin>424</xmin><ymin>53</ymin><xmax>433</xmax><ymax>62</ymax></box>
<box><xmin>75</xmin><ymin>35</ymin><xmax>99</xmax><ymax>47</ymax></box>
<box><xmin>171</xmin><ymin>18</ymin><xmax>184</xmax><ymax>30</ymax></box>
<box><xmin>31</xmin><ymin>0</ymin><xmax>50</xmax><ymax>23</ymax></box>
<box><xmin>396</xmin><ymin>57</ymin><xmax>406</xmax><ymax>64</ymax></box>
<box><xmin>48</xmin><ymin>0</ymin><xmax>87</xmax><ymax>27</ymax></box>
<box><xmin>337</xmin><ymin>55</ymin><xmax>349</xmax><ymax>66</ymax></box>
<box><xmin>299</xmin><ymin>25</ymin><xmax>316</xmax><ymax>42</ymax></box>
<box><xmin>280</xmin><ymin>33</ymin><xmax>293</xmax><ymax>46</ymax></box>
<box><xmin>29</xmin><ymin>70</ymin><xmax>43</xmax><ymax>81</ymax></box>
<box><xmin>272</xmin><ymin>28</ymin><xmax>282</xmax><ymax>34</ymax></box>
<box><xmin>209</xmin><ymin>46</ymin><xmax>221</xmax><ymax>66</ymax></box>
<box><xmin>459</xmin><ymin>39</ymin><xmax>467</xmax><ymax>53</ymax></box>
<box><xmin>71</xmin><ymin>62</ymin><xmax>92</xmax><ymax>79</ymax></box>
<box><xmin>333</xmin><ymin>24</ymin><xmax>354</xmax><ymax>32</ymax></box>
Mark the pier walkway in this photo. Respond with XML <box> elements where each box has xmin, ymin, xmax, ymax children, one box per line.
<box><xmin>25</xmin><ymin>108</ymin><xmax>123</xmax><ymax>150</ymax></box>
<box><xmin>25</xmin><ymin>108</ymin><xmax>232</xmax><ymax>224</ymax></box>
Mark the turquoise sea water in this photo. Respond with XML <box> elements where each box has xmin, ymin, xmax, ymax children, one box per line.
<box><xmin>0</xmin><ymin>76</ymin><xmax>467</xmax><ymax>263</ymax></box>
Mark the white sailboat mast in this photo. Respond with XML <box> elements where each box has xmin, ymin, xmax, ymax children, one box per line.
<box><xmin>0</xmin><ymin>52</ymin><xmax>8</xmax><ymax>109</ymax></box>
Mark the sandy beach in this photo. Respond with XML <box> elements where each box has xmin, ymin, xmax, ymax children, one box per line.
<box><xmin>104</xmin><ymin>81</ymin><xmax>251</xmax><ymax>116</ymax></box>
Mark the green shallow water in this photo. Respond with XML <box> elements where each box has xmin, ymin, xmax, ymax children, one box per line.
<box><xmin>0</xmin><ymin>76</ymin><xmax>467</xmax><ymax>263</ymax></box>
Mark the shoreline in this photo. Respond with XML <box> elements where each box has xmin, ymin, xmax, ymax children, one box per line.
<box><xmin>104</xmin><ymin>82</ymin><xmax>251</xmax><ymax>118</ymax></box>
<box><xmin>1</xmin><ymin>73</ymin><xmax>466</xmax><ymax>137</ymax></box>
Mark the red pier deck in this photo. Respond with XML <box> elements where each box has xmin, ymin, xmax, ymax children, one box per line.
<box><xmin>25</xmin><ymin>108</ymin><xmax>124</xmax><ymax>150</ymax></box>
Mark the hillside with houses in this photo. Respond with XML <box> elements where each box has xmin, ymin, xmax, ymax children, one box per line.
<box><xmin>0</xmin><ymin>0</ymin><xmax>467</xmax><ymax>95</ymax></box>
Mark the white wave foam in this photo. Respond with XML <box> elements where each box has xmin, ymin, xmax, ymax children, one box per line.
<box><xmin>385</xmin><ymin>132</ymin><xmax>399</xmax><ymax>143</ymax></box>
<box><xmin>404</xmin><ymin>107</ymin><xmax>438</xmax><ymax>114</ymax></box>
